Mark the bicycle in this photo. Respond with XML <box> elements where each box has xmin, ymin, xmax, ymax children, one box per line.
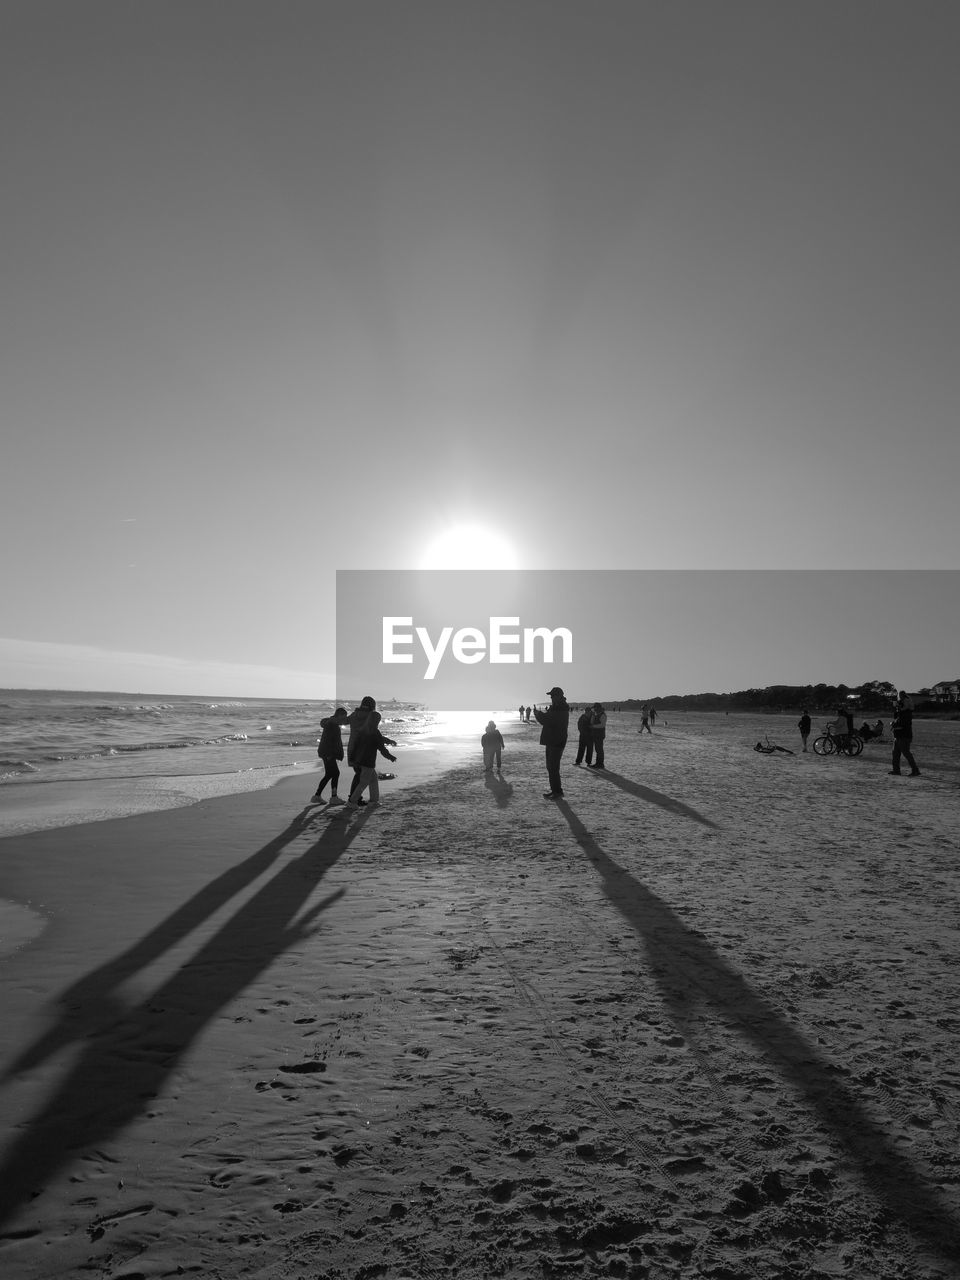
<box><xmin>812</xmin><ymin>721</ymin><xmax>863</xmax><ymax>756</ymax></box>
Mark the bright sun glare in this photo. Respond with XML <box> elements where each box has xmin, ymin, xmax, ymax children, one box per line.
<box><xmin>420</xmin><ymin>523</ymin><xmax>519</xmax><ymax>571</ymax></box>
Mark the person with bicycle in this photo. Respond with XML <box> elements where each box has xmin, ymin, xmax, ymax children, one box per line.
<box><xmin>833</xmin><ymin>704</ymin><xmax>855</xmax><ymax>753</ymax></box>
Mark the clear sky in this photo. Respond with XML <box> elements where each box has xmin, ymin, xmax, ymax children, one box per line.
<box><xmin>2</xmin><ymin>2</ymin><xmax>958</xmax><ymax>698</ymax></box>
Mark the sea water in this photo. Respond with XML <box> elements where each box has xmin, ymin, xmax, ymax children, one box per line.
<box><xmin>0</xmin><ymin>689</ymin><xmax>444</xmax><ymax>785</ymax></box>
<box><xmin>0</xmin><ymin>690</ymin><xmax>449</xmax><ymax>834</ymax></box>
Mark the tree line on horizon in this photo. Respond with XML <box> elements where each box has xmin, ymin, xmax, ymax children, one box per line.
<box><xmin>621</xmin><ymin>680</ymin><xmax>946</xmax><ymax>715</ymax></box>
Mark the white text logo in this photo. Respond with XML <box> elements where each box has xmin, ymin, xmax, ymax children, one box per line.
<box><xmin>382</xmin><ymin>616</ymin><xmax>574</xmax><ymax>680</ymax></box>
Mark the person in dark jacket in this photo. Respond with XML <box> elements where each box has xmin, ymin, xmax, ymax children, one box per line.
<box><xmin>890</xmin><ymin>692</ymin><xmax>921</xmax><ymax>776</ymax></box>
<box><xmin>588</xmin><ymin>702</ymin><xmax>607</xmax><ymax>769</ymax></box>
<box><xmin>345</xmin><ymin>696</ymin><xmax>377</xmax><ymax>799</ymax></box>
<box><xmin>347</xmin><ymin>712</ymin><xmax>397</xmax><ymax>807</ymax></box>
<box><xmin>798</xmin><ymin>707</ymin><xmax>811</xmax><ymax>752</ymax></box>
<box><xmin>310</xmin><ymin>706</ymin><xmax>348</xmax><ymax>804</ymax></box>
<box><xmin>481</xmin><ymin>720</ymin><xmax>504</xmax><ymax>772</ymax></box>
<box><xmin>574</xmin><ymin>708</ymin><xmax>593</xmax><ymax>766</ymax></box>
<box><xmin>534</xmin><ymin>687</ymin><xmax>569</xmax><ymax>799</ymax></box>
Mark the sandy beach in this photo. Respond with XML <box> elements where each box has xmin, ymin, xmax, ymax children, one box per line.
<box><xmin>1</xmin><ymin>711</ymin><xmax>959</xmax><ymax>1279</ymax></box>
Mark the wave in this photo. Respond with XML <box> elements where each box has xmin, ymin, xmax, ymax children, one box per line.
<box><xmin>0</xmin><ymin>759</ymin><xmax>40</xmax><ymax>779</ymax></box>
<box><xmin>111</xmin><ymin>704</ymin><xmax>177</xmax><ymax>714</ymax></box>
<box><xmin>7</xmin><ymin>733</ymin><xmax>257</xmax><ymax>767</ymax></box>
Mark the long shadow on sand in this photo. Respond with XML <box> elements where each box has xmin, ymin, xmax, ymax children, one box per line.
<box><xmin>0</xmin><ymin>807</ymin><xmax>368</xmax><ymax>1230</ymax></box>
<box><xmin>3</xmin><ymin>804</ymin><xmax>330</xmax><ymax>1081</ymax></box>
<box><xmin>583</xmin><ymin>768</ymin><xmax>720</xmax><ymax>829</ymax></box>
<box><xmin>556</xmin><ymin>798</ymin><xmax>960</xmax><ymax>1269</ymax></box>
<box><xmin>484</xmin><ymin>771</ymin><xmax>514</xmax><ymax>808</ymax></box>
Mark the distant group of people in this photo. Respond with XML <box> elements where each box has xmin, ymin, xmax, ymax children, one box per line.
<box><xmin>311</xmin><ymin>686</ymin><xmax>924</xmax><ymax>815</ymax></box>
<box><xmin>505</xmin><ymin>694</ymin><xmax>664</xmax><ymax>798</ymax></box>
<box><xmin>311</xmin><ymin>696</ymin><xmax>397</xmax><ymax>809</ymax></box>
<box><xmin>796</xmin><ymin>692</ymin><xmax>920</xmax><ymax>775</ymax></box>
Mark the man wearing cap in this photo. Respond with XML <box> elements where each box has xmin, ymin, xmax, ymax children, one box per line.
<box><xmin>534</xmin><ymin>687</ymin><xmax>570</xmax><ymax>799</ymax></box>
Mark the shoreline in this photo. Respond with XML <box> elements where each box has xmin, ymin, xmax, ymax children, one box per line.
<box><xmin>0</xmin><ymin>719</ymin><xmax>520</xmax><ymax>955</ymax></box>
<box><xmin>0</xmin><ymin>714</ymin><xmax>523</xmax><ymax>842</ymax></box>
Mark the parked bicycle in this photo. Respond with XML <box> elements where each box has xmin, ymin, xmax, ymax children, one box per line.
<box><xmin>812</xmin><ymin>720</ymin><xmax>863</xmax><ymax>756</ymax></box>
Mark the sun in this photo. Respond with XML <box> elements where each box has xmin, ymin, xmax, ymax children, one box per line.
<box><xmin>420</xmin><ymin>523</ymin><xmax>519</xmax><ymax>570</ymax></box>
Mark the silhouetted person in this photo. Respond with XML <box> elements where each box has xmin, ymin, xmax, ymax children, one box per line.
<box><xmin>311</xmin><ymin>706</ymin><xmax>348</xmax><ymax>804</ymax></box>
<box><xmin>534</xmin><ymin>687</ymin><xmax>569</xmax><ymax>799</ymax></box>
<box><xmin>347</xmin><ymin>712</ymin><xmax>397</xmax><ymax>807</ymax></box>
<box><xmin>588</xmin><ymin>702</ymin><xmax>607</xmax><ymax>769</ymax></box>
<box><xmin>481</xmin><ymin>720</ymin><xmax>504</xmax><ymax>772</ymax></box>
<box><xmin>574</xmin><ymin>708</ymin><xmax>593</xmax><ymax>766</ymax></box>
<box><xmin>890</xmin><ymin>692</ymin><xmax>920</xmax><ymax>776</ymax></box>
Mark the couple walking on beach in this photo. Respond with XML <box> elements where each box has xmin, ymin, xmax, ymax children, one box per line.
<box><xmin>574</xmin><ymin>703</ymin><xmax>607</xmax><ymax>769</ymax></box>
<box><xmin>311</xmin><ymin>696</ymin><xmax>397</xmax><ymax>808</ymax></box>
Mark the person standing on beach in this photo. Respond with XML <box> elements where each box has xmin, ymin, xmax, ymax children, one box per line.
<box><xmin>649</xmin><ymin>706</ymin><xmax>657</xmax><ymax>725</ymax></box>
<box><xmin>639</xmin><ymin>705</ymin><xmax>652</xmax><ymax>734</ymax></box>
<box><xmin>890</xmin><ymin>691</ymin><xmax>921</xmax><ymax>777</ymax></box>
<box><xmin>481</xmin><ymin>720</ymin><xmax>504</xmax><ymax>772</ymax></box>
<box><xmin>574</xmin><ymin>707</ymin><xmax>593</xmax><ymax>766</ymax></box>
<box><xmin>311</xmin><ymin>706</ymin><xmax>348</xmax><ymax>804</ymax></box>
<box><xmin>346</xmin><ymin>696</ymin><xmax>377</xmax><ymax>798</ymax></box>
<box><xmin>798</xmin><ymin>707</ymin><xmax>812</xmax><ymax>752</ymax></box>
<box><xmin>534</xmin><ymin>686</ymin><xmax>569</xmax><ymax>799</ymax></box>
<box><xmin>588</xmin><ymin>702</ymin><xmax>607</xmax><ymax>769</ymax></box>
<box><xmin>518</xmin><ymin>704</ymin><xmax>525</xmax><ymax>722</ymax></box>
<box><xmin>346</xmin><ymin>712</ymin><xmax>397</xmax><ymax>808</ymax></box>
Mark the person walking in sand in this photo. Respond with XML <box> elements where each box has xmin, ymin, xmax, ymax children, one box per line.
<box><xmin>639</xmin><ymin>705</ymin><xmax>652</xmax><ymax>734</ymax></box>
<box><xmin>481</xmin><ymin>720</ymin><xmax>504</xmax><ymax>772</ymax></box>
<box><xmin>588</xmin><ymin>702</ymin><xmax>607</xmax><ymax>769</ymax></box>
<box><xmin>574</xmin><ymin>707</ymin><xmax>593</xmax><ymax>766</ymax></box>
<box><xmin>798</xmin><ymin>707</ymin><xmax>811</xmax><ymax>752</ymax></box>
<box><xmin>310</xmin><ymin>706</ymin><xmax>348</xmax><ymax>804</ymax></box>
<box><xmin>534</xmin><ymin>686</ymin><xmax>569</xmax><ymax>799</ymax></box>
<box><xmin>890</xmin><ymin>691</ymin><xmax>921</xmax><ymax>777</ymax></box>
<box><xmin>345</xmin><ymin>696</ymin><xmax>377</xmax><ymax>798</ymax></box>
<box><xmin>346</xmin><ymin>712</ymin><xmax>397</xmax><ymax>808</ymax></box>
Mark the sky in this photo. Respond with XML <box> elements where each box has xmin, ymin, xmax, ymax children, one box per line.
<box><xmin>2</xmin><ymin>2</ymin><xmax>958</xmax><ymax>698</ymax></box>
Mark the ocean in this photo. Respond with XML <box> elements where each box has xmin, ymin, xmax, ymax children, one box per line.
<box><xmin>0</xmin><ymin>689</ymin><xmax>440</xmax><ymax>785</ymax></box>
<box><xmin>0</xmin><ymin>691</ymin><xmax>519</xmax><ymax>839</ymax></box>
<box><xmin>0</xmin><ymin>688</ymin><xmax>466</xmax><ymax>792</ymax></box>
